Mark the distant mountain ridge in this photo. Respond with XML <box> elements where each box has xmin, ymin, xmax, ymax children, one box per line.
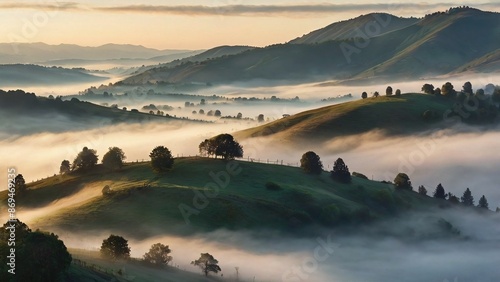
<box><xmin>118</xmin><ymin>7</ymin><xmax>500</xmax><ymax>86</ymax></box>
<box><xmin>0</xmin><ymin>64</ymin><xmax>107</xmax><ymax>86</ymax></box>
<box><xmin>0</xmin><ymin>43</ymin><xmax>196</xmax><ymax>64</ymax></box>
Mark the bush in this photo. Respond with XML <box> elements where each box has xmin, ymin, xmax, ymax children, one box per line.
<box><xmin>265</xmin><ymin>182</ymin><xmax>282</xmax><ymax>191</ymax></box>
<box><xmin>102</xmin><ymin>185</ymin><xmax>112</xmax><ymax>196</ymax></box>
<box><xmin>352</xmin><ymin>172</ymin><xmax>368</xmax><ymax>179</ymax></box>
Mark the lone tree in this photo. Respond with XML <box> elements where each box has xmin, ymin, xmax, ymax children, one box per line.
<box><xmin>395</xmin><ymin>89</ymin><xmax>402</xmax><ymax>96</ymax></box>
<box><xmin>441</xmin><ymin>82</ymin><xmax>456</xmax><ymax>97</ymax></box>
<box><xmin>418</xmin><ymin>185</ymin><xmax>428</xmax><ymax>196</ymax></box>
<box><xmin>478</xmin><ymin>195</ymin><xmax>489</xmax><ymax>209</ymax></box>
<box><xmin>394</xmin><ymin>173</ymin><xmax>412</xmax><ymax>190</ymax></box>
<box><xmin>361</xmin><ymin>92</ymin><xmax>368</xmax><ymax>99</ymax></box>
<box><xmin>386</xmin><ymin>86</ymin><xmax>393</xmax><ymax>96</ymax></box>
<box><xmin>257</xmin><ymin>114</ymin><xmax>265</xmax><ymax>122</ymax></box>
<box><xmin>373</xmin><ymin>91</ymin><xmax>380</xmax><ymax>97</ymax></box>
<box><xmin>199</xmin><ymin>134</ymin><xmax>243</xmax><ymax>160</ymax></box>
<box><xmin>300</xmin><ymin>151</ymin><xmax>323</xmax><ymax>174</ymax></box>
<box><xmin>433</xmin><ymin>183</ymin><xmax>446</xmax><ymax>199</ymax></box>
<box><xmin>191</xmin><ymin>253</ymin><xmax>221</xmax><ymax>277</ymax></box>
<box><xmin>143</xmin><ymin>243</ymin><xmax>172</xmax><ymax>266</ymax></box>
<box><xmin>421</xmin><ymin>83</ymin><xmax>435</xmax><ymax>94</ymax></box>
<box><xmin>15</xmin><ymin>174</ymin><xmax>27</xmax><ymax>194</ymax></box>
<box><xmin>59</xmin><ymin>160</ymin><xmax>71</xmax><ymax>174</ymax></box>
<box><xmin>462</xmin><ymin>81</ymin><xmax>473</xmax><ymax>95</ymax></box>
<box><xmin>214</xmin><ymin>110</ymin><xmax>221</xmax><ymax>117</ymax></box>
<box><xmin>102</xmin><ymin>147</ymin><xmax>126</xmax><ymax>170</ymax></box>
<box><xmin>461</xmin><ymin>188</ymin><xmax>474</xmax><ymax>206</ymax></box>
<box><xmin>150</xmin><ymin>146</ymin><xmax>174</xmax><ymax>173</ymax></box>
<box><xmin>72</xmin><ymin>147</ymin><xmax>98</xmax><ymax>171</ymax></box>
<box><xmin>331</xmin><ymin>158</ymin><xmax>351</xmax><ymax>183</ymax></box>
<box><xmin>100</xmin><ymin>235</ymin><xmax>130</xmax><ymax>260</ymax></box>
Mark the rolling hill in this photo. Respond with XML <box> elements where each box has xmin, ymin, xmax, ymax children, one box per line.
<box><xmin>0</xmin><ymin>90</ymin><xmax>195</xmax><ymax>135</ymax></box>
<box><xmin>2</xmin><ymin>157</ymin><xmax>449</xmax><ymax>240</ymax></box>
<box><xmin>289</xmin><ymin>13</ymin><xmax>418</xmax><ymax>44</ymax></box>
<box><xmin>234</xmin><ymin>93</ymin><xmax>461</xmax><ymax>143</ymax></box>
<box><xmin>0</xmin><ymin>64</ymin><xmax>107</xmax><ymax>86</ymax></box>
<box><xmin>118</xmin><ymin>7</ymin><xmax>500</xmax><ymax>86</ymax></box>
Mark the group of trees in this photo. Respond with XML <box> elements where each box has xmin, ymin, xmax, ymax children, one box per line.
<box><xmin>0</xmin><ymin>220</ymin><xmax>72</xmax><ymax>281</ymax></box>
<box><xmin>99</xmin><ymin>234</ymin><xmax>220</xmax><ymax>277</ymax></box>
<box><xmin>299</xmin><ymin>151</ymin><xmax>351</xmax><ymax>183</ymax></box>
<box><xmin>396</xmin><ymin>174</ymin><xmax>492</xmax><ymax>209</ymax></box>
<box><xmin>58</xmin><ymin>134</ymin><xmax>244</xmax><ymax>177</ymax></box>
<box><xmin>361</xmin><ymin>86</ymin><xmax>401</xmax><ymax>99</ymax></box>
<box><xmin>60</xmin><ymin>146</ymin><xmax>126</xmax><ymax>174</ymax></box>
<box><xmin>199</xmin><ymin>134</ymin><xmax>243</xmax><ymax>160</ymax></box>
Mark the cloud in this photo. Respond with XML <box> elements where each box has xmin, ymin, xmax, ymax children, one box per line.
<box><xmin>0</xmin><ymin>2</ymin><xmax>498</xmax><ymax>17</ymax></box>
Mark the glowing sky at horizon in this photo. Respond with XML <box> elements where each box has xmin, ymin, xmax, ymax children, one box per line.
<box><xmin>0</xmin><ymin>1</ymin><xmax>498</xmax><ymax>49</ymax></box>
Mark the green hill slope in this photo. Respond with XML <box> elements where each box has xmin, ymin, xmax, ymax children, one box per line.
<box><xmin>2</xmin><ymin>157</ymin><xmax>442</xmax><ymax>239</ymax></box>
<box><xmin>289</xmin><ymin>13</ymin><xmax>418</xmax><ymax>44</ymax></box>
<box><xmin>235</xmin><ymin>93</ymin><xmax>456</xmax><ymax>143</ymax></box>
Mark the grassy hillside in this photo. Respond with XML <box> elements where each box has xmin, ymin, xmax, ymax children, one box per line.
<box><xmin>118</xmin><ymin>8</ymin><xmax>500</xmax><ymax>86</ymax></box>
<box><xmin>1</xmin><ymin>157</ymin><xmax>443</xmax><ymax>239</ymax></box>
<box><xmin>235</xmin><ymin>93</ymin><xmax>455</xmax><ymax>142</ymax></box>
<box><xmin>289</xmin><ymin>13</ymin><xmax>418</xmax><ymax>44</ymax></box>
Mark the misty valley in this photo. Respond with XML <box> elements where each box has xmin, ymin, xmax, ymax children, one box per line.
<box><xmin>1</xmin><ymin>5</ymin><xmax>500</xmax><ymax>282</ymax></box>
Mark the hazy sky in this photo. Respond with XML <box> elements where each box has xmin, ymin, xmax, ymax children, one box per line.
<box><xmin>1</xmin><ymin>1</ymin><xmax>499</xmax><ymax>49</ymax></box>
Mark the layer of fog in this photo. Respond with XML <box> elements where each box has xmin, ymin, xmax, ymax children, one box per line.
<box><xmin>39</xmin><ymin>207</ymin><xmax>500</xmax><ymax>281</ymax></box>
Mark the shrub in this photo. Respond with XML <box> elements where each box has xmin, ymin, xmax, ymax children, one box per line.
<box><xmin>265</xmin><ymin>182</ymin><xmax>282</xmax><ymax>191</ymax></box>
<box><xmin>352</xmin><ymin>172</ymin><xmax>368</xmax><ymax>179</ymax></box>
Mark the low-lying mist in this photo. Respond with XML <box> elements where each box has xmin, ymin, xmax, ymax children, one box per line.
<box><xmin>43</xmin><ymin>207</ymin><xmax>500</xmax><ymax>281</ymax></box>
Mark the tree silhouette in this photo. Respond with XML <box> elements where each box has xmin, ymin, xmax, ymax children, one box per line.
<box><xmin>441</xmin><ymin>82</ymin><xmax>456</xmax><ymax>97</ymax></box>
<box><xmin>214</xmin><ymin>110</ymin><xmax>221</xmax><ymax>117</ymax></box>
<box><xmin>191</xmin><ymin>253</ymin><xmax>221</xmax><ymax>277</ymax></box>
<box><xmin>149</xmin><ymin>146</ymin><xmax>174</xmax><ymax>173</ymax></box>
<box><xmin>331</xmin><ymin>158</ymin><xmax>351</xmax><ymax>183</ymax></box>
<box><xmin>361</xmin><ymin>92</ymin><xmax>368</xmax><ymax>99</ymax></box>
<box><xmin>373</xmin><ymin>91</ymin><xmax>380</xmax><ymax>97</ymax></box>
<box><xmin>418</xmin><ymin>185</ymin><xmax>427</xmax><ymax>196</ymax></box>
<box><xmin>143</xmin><ymin>243</ymin><xmax>172</xmax><ymax>266</ymax></box>
<box><xmin>199</xmin><ymin>134</ymin><xmax>243</xmax><ymax>160</ymax></box>
<box><xmin>15</xmin><ymin>174</ymin><xmax>27</xmax><ymax>194</ymax></box>
<box><xmin>460</xmin><ymin>188</ymin><xmax>474</xmax><ymax>206</ymax></box>
<box><xmin>300</xmin><ymin>151</ymin><xmax>323</xmax><ymax>175</ymax></box>
<box><xmin>257</xmin><ymin>114</ymin><xmax>265</xmax><ymax>122</ymax></box>
<box><xmin>72</xmin><ymin>147</ymin><xmax>98</xmax><ymax>171</ymax></box>
<box><xmin>395</xmin><ymin>89</ymin><xmax>402</xmax><ymax>96</ymax></box>
<box><xmin>462</xmin><ymin>81</ymin><xmax>473</xmax><ymax>95</ymax></box>
<box><xmin>102</xmin><ymin>147</ymin><xmax>126</xmax><ymax>170</ymax></box>
<box><xmin>433</xmin><ymin>183</ymin><xmax>446</xmax><ymax>199</ymax></box>
<box><xmin>0</xmin><ymin>220</ymin><xmax>71</xmax><ymax>282</ymax></box>
<box><xmin>59</xmin><ymin>160</ymin><xmax>70</xmax><ymax>174</ymax></box>
<box><xmin>100</xmin><ymin>235</ymin><xmax>130</xmax><ymax>260</ymax></box>
<box><xmin>394</xmin><ymin>173</ymin><xmax>412</xmax><ymax>190</ymax></box>
<box><xmin>386</xmin><ymin>86</ymin><xmax>393</xmax><ymax>96</ymax></box>
<box><xmin>478</xmin><ymin>195</ymin><xmax>489</xmax><ymax>209</ymax></box>
<box><xmin>421</xmin><ymin>84</ymin><xmax>435</xmax><ymax>94</ymax></box>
